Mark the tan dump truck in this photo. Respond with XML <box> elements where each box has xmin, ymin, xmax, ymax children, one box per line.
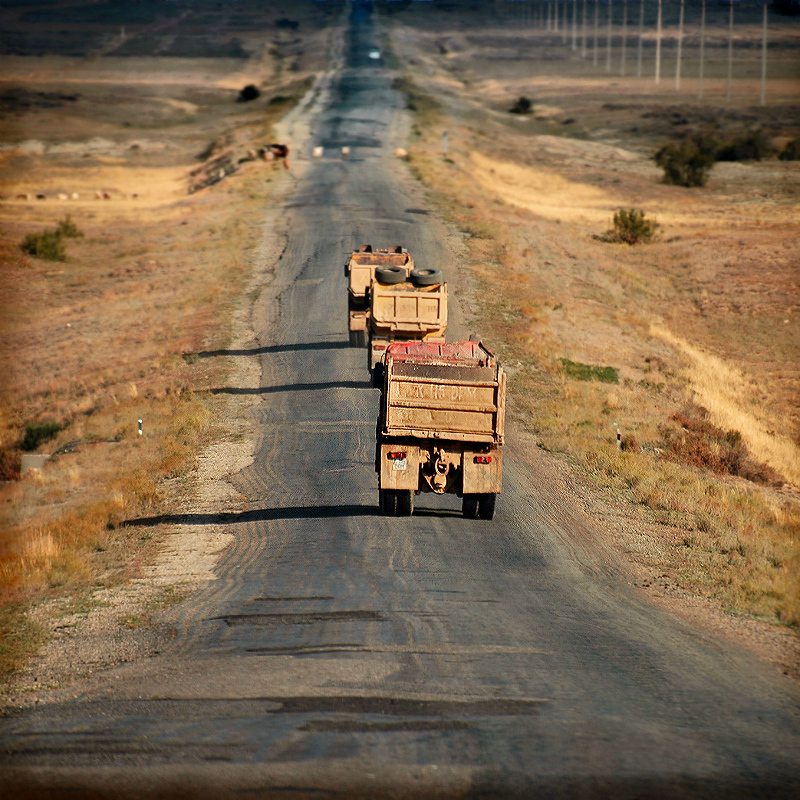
<box><xmin>375</xmin><ymin>340</ymin><xmax>506</xmax><ymax>519</ymax></box>
<box><xmin>345</xmin><ymin>245</ymin><xmax>414</xmax><ymax>347</ymax></box>
<box><xmin>368</xmin><ymin>268</ymin><xmax>447</xmax><ymax>383</ymax></box>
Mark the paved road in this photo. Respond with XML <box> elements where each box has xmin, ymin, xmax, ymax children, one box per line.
<box><xmin>3</xmin><ymin>6</ymin><xmax>799</xmax><ymax>799</ymax></box>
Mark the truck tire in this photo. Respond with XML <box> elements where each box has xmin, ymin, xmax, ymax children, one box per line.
<box><xmin>397</xmin><ymin>490</ymin><xmax>413</xmax><ymax>517</ymax></box>
<box><xmin>410</xmin><ymin>268</ymin><xmax>443</xmax><ymax>287</ymax></box>
<box><xmin>349</xmin><ymin>330</ymin><xmax>360</xmax><ymax>347</ymax></box>
<box><xmin>375</xmin><ymin>266</ymin><xmax>406</xmax><ymax>284</ymax></box>
<box><xmin>380</xmin><ymin>489</ymin><xmax>398</xmax><ymax>516</ymax></box>
<box><xmin>371</xmin><ymin>361</ymin><xmax>384</xmax><ymax>388</ymax></box>
<box><xmin>356</xmin><ymin>329</ymin><xmax>368</xmax><ymax>348</ymax></box>
<box><xmin>478</xmin><ymin>493</ymin><xmax>496</xmax><ymax>520</ymax></box>
<box><xmin>462</xmin><ymin>494</ymin><xmax>479</xmax><ymax>519</ymax></box>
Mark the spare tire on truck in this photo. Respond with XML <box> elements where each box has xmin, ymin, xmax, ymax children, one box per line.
<box><xmin>375</xmin><ymin>266</ymin><xmax>407</xmax><ymax>284</ymax></box>
<box><xmin>410</xmin><ymin>268</ymin><xmax>443</xmax><ymax>287</ymax></box>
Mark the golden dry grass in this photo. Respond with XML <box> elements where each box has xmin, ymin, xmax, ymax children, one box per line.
<box><xmin>392</xmin><ymin>58</ymin><xmax>800</xmax><ymax>627</ymax></box>
<box><xmin>651</xmin><ymin>325</ymin><xmax>800</xmax><ymax>488</ymax></box>
<box><xmin>0</xmin><ymin>51</ymin><xmax>318</xmax><ymax>678</ymax></box>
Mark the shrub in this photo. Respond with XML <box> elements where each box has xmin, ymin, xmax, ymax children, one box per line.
<box><xmin>56</xmin><ymin>215</ymin><xmax>83</xmax><ymax>239</ymax></box>
<box><xmin>715</xmin><ymin>129</ymin><xmax>776</xmax><ymax>162</ymax></box>
<box><xmin>20</xmin><ymin>229</ymin><xmax>66</xmax><ymax>261</ymax></box>
<box><xmin>237</xmin><ymin>84</ymin><xmax>260</xmax><ymax>103</ymax></box>
<box><xmin>21</xmin><ymin>421</ymin><xmax>64</xmax><ymax>452</ymax></box>
<box><xmin>509</xmin><ymin>96</ymin><xmax>533</xmax><ymax>115</ymax></box>
<box><xmin>559</xmin><ymin>358</ymin><xmax>619</xmax><ymax>384</ymax></box>
<box><xmin>660</xmin><ymin>404</ymin><xmax>783</xmax><ymax>486</ymax></box>
<box><xmin>0</xmin><ymin>449</ymin><xmax>21</xmax><ymax>481</ymax></box>
<box><xmin>599</xmin><ymin>208</ymin><xmax>659</xmax><ymax>245</ymax></box>
<box><xmin>779</xmin><ymin>138</ymin><xmax>800</xmax><ymax>161</ymax></box>
<box><xmin>20</xmin><ymin>217</ymin><xmax>82</xmax><ymax>261</ymax></box>
<box><xmin>654</xmin><ymin>135</ymin><xmax>717</xmax><ymax>187</ymax></box>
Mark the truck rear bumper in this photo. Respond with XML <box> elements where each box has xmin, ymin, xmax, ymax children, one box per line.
<box><xmin>378</xmin><ymin>442</ymin><xmax>503</xmax><ymax>494</ymax></box>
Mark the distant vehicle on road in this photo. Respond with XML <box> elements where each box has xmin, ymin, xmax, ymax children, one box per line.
<box><xmin>345</xmin><ymin>245</ymin><xmax>414</xmax><ymax>347</ymax></box>
<box><xmin>368</xmin><ymin>267</ymin><xmax>447</xmax><ymax>382</ymax></box>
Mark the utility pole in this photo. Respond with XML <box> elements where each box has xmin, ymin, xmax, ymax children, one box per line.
<box><xmin>760</xmin><ymin>1</ymin><xmax>768</xmax><ymax>106</ymax></box>
<box><xmin>621</xmin><ymin>0</ymin><xmax>628</xmax><ymax>76</ymax></box>
<box><xmin>637</xmin><ymin>0</ymin><xmax>644</xmax><ymax>79</ymax></box>
<box><xmin>655</xmin><ymin>0</ymin><xmax>662</xmax><ymax>85</ymax></box>
<box><xmin>698</xmin><ymin>0</ymin><xmax>706</xmax><ymax>99</ymax></box>
<box><xmin>726</xmin><ymin>0</ymin><xmax>734</xmax><ymax>102</ymax></box>
<box><xmin>675</xmin><ymin>0</ymin><xmax>685</xmax><ymax>91</ymax></box>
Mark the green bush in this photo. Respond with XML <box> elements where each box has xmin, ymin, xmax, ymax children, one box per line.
<box><xmin>779</xmin><ymin>138</ymin><xmax>800</xmax><ymax>161</ymax></box>
<box><xmin>715</xmin><ymin>129</ymin><xmax>775</xmax><ymax>162</ymax></box>
<box><xmin>56</xmin><ymin>215</ymin><xmax>83</xmax><ymax>239</ymax></box>
<box><xmin>21</xmin><ymin>230</ymin><xmax>66</xmax><ymax>261</ymax></box>
<box><xmin>509</xmin><ymin>96</ymin><xmax>533</xmax><ymax>115</ymax></box>
<box><xmin>600</xmin><ymin>208</ymin><xmax>659</xmax><ymax>245</ymax></box>
<box><xmin>21</xmin><ymin>421</ymin><xmax>64</xmax><ymax>452</ymax></box>
<box><xmin>654</xmin><ymin>135</ymin><xmax>717</xmax><ymax>187</ymax></box>
<box><xmin>237</xmin><ymin>84</ymin><xmax>260</xmax><ymax>103</ymax></box>
<box><xmin>20</xmin><ymin>217</ymin><xmax>82</xmax><ymax>261</ymax></box>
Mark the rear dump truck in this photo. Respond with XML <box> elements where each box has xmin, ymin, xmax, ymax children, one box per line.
<box><xmin>345</xmin><ymin>245</ymin><xmax>414</xmax><ymax>347</ymax></box>
<box><xmin>376</xmin><ymin>340</ymin><xmax>505</xmax><ymax>519</ymax></box>
<box><xmin>368</xmin><ymin>268</ymin><xmax>447</xmax><ymax>382</ymax></box>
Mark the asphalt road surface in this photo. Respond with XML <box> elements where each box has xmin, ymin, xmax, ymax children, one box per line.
<box><xmin>3</xmin><ymin>6</ymin><xmax>799</xmax><ymax>799</ymax></box>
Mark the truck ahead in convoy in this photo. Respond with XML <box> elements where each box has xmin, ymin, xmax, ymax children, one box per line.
<box><xmin>375</xmin><ymin>339</ymin><xmax>506</xmax><ymax>519</ymax></box>
<box><xmin>345</xmin><ymin>245</ymin><xmax>414</xmax><ymax>347</ymax></box>
<box><xmin>368</xmin><ymin>269</ymin><xmax>448</xmax><ymax>382</ymax></box>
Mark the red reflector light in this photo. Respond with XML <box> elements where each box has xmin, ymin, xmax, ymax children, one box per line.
<box><xmin>374</xmin><ymin>344</ymin><xmax>387</xmax><ymax>351</ymax></box>
<box><xmin>388</xmin><ymin>452</ymin><xmax>407</xmax><ymax>460</ymax></box>
<box><xmin>475</xmin><ymin>456</ymin><xmax>492</xmax><ymax>464</ymax></box>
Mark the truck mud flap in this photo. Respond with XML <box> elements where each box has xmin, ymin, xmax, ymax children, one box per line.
<box><xmin>379</xmin><ymin>444</ymin><xmax>420</xmax><ymax>491</ymax></box>
<box><xmin>462</xmin><ymin>449</ymin><xmax>503</xmax><ymax>494</ymax></box>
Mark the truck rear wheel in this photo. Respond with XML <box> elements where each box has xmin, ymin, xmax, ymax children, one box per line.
<box><xmin>375</xmin><ymin>266</ymin><xmax>406</xmax><ymax>284</ymax></box>
<box><xmin>478</xmin><ymin>493</ymin><xmax>496</xmax><ymax>520</ymax></box>
<box><xmin>462</xmin><ymin>494</ymin><xmax>479</xmax><ymax>519</ymax></box>
<box><xmin>397</xmin><ymin>490</ymin><xmax>413</xmax><ymax>517</ymax></box>
<box><xmin>380</xmin><ymin>489</ymin><xmax>398</xmax><ymax>516</ymax></box>
<box><xmin>349</xmin><ymin>330</ymin><xmax>360</xmax><ymax>347</ymax></box>
<box><xmin>410</xmin><ymin>268</ymin><xmax>443</xmax><ymax>287</ymax></box>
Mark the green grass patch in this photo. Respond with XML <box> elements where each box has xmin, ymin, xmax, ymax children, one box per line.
<box><xmin>559</xmin><ymin>358</ymin><xmax>619</xmax><ymax>384</ymax></box>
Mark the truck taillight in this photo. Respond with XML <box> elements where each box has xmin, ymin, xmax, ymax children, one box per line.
<box><xmin>475</xmin><ymin>455</ymin><xmax>492</xmax><ymax>464</ymax></box>
<box><xmin>374</xmin><ymin>343</ymin><xmax>387</xmax><ymax>351</ymax></box>
<box><xmin>388</xmin><ymin>451</ymin><xmax>407</xmax><ymax>461</ymax></box>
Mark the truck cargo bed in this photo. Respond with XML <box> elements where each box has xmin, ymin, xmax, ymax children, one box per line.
<box><xmin>381</xmin><ymin>341</ymin><xmax>505</xmax><ymax>444</ymax></box>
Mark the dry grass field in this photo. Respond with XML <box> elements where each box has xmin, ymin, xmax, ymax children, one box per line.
<box><xmin>0</xmin><ymin>0</ymin><xmax>339</xmax><ymax>679</ymax></box>
<box><xmin>381</xmin><ymin>2</ymin><xmax>800</xmax><ymax>647</ymax></box>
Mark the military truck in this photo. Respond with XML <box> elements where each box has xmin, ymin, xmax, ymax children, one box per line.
<box><xmin>375</xmin><ymin>339</ymin><xmax>506</xmax><ymax>519</ymax></box>
<box><xmin>345</xmin><ymin>245</ymin><xmax>414</xmax><ymax>347</ymax></box>
<box><xmin>368</xmin><ymin>267</ymin><xmax>447</xmax><ymax>383</ymax></box>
